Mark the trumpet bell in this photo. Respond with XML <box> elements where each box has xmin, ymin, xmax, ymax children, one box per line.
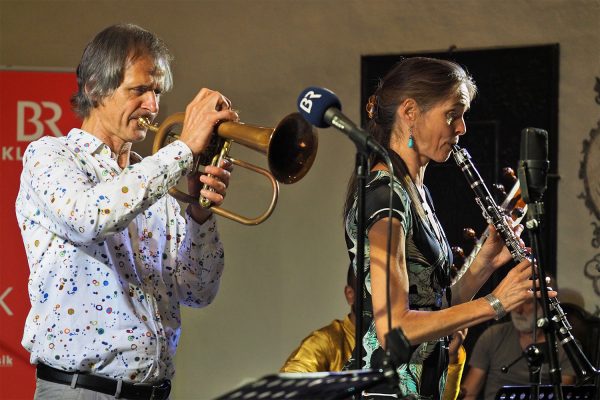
<box><xmin>139</xmin><ymin>111</ymin><xmax>318</xmax><ymax>225</ymax></box>
<box><xmin>268</xmin><ymin>113</ymin><xmax>318</xmax><ymax>184</ymax></box>
<box><xmin>215</xmin><ymin>112</ymin><xmax>317</xmax><ymax>185</ymax></box>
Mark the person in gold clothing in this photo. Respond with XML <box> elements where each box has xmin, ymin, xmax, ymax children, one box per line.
<box><xmin>280</xmin><ymin>266</ymin><xmax>357</xmax><ymax>373</ymax></box>
<box><xmin>280</xmin><ymin>265</ymin><xmax>467</xmax><ymax>400</ymax></box>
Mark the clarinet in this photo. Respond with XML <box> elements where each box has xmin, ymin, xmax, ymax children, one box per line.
<box><xmin>456</xmin><ymin>180</ymin><xmax>525</xmax><ymax>282</ymax></box>
<box><xmin>452</xmin><ymin>144</ymin><xmax>599</xmax><ymax>386</ymax></box>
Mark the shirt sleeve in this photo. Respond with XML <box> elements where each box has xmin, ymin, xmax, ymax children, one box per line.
<box><xmin>18</xmin><ymin>137</ymin><xmax>193</xmax><ymax>245</ymax></box>
<box><xmin>364</xmin><ymin>172</ymin><xmax>412</xmax><ymax>235</ymax></box>
<box><xmin>280</xmin><ymin>330</ymin><xmax>335</xmax><ymax>373</ymax></box>
<box><xmin>174</xmin><ymin>210</ymin><xmax>225</xmax><ymax>308</ymax></box>
<box><xmin>469</xmin><ymin>325</ymin><xmax>494</xmax><ymax>372</ymax></box>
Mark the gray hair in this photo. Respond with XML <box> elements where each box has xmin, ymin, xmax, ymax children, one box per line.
<box><xmin>71</xmin><ymin>23</ymin><xmax>173</xmax><ymax>119</ymax></box>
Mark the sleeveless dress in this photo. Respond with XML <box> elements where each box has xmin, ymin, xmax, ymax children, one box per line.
<box><xmin>344</xmin><ymin>170</ymin><xmax>453</xmax><ymax>399</ymax></box>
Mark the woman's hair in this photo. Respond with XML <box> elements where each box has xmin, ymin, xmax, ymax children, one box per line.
<box><xmin>344</xmin><ymin>56</ymin><xmax>477</xmax><ymax>218</ymax></box>
<box><xmin>71</xmin><ymin>23</ymin><xmax>173</xmax><ymax>119</ymax></box>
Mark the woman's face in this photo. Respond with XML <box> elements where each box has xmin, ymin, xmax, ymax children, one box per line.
<box><xmin>413</xmin><ymin>82</ymin><xmax>471</xmax><ymax>163</ymax></box>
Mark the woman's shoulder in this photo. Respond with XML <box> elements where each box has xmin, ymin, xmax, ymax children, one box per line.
<box><xmin>368</xmin><ymin>169</ymin><xmax>400</xmax><ymax>185</ymax></box>
<box><xmin>367</xmin><ymin>170</ymin><xmax>411</xmax><ymax>201</ymax></box>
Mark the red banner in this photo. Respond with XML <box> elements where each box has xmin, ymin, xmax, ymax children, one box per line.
<box><xmin>0</xmin><ymin>69</ymin><xmax>80</xmax><ymax>399</ymax></box>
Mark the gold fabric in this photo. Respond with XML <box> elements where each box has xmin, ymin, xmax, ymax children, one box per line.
<box><xmin>280</xmin><ymin>315</ymin><xmax>355</xmax><ymax>373</ymax></box>
<box><xmin>281</xmin><ymin>315</ymin><xmax>466</xmax><ymax>399</ymax></box>
<box><xmin>443</xmin><ymin>345</ymin><xmax>467</xmax><ymax>400</ymax></box>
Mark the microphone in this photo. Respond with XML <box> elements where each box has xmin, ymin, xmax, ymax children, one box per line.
<box><xmin>518</xmin><ymin>127</ymin><xmax>549</xmax><ymax>203</ymax></box>
<box><xmin>501</xmin><ymin>344</ymin><xmax>545</xmax><ymax>373</ymax></box>
<box><xmin>297</xmin><ymin>87</ymin><xmax>388</xmax><ymax>156</ymax></box>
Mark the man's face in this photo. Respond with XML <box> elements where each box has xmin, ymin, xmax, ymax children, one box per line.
<box><xmin>91</xmin><ymin>54</ymin><xmax>164</xmax><ymax>148</ymax></box>
<box><xmin>511</xmin><ymin>297</ymin><xmax>539</xmax><ymax>333</ymax></box>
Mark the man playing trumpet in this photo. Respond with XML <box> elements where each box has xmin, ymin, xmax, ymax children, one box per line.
<box><xmin>16</xmin><ymin>23</ymin><xmax>237</xmax><ymax>400</ymax></box>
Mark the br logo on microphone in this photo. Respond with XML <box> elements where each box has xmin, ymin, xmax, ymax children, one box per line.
<box><xmin>299</xmin><ymin>91</ymin><xmax>322</xmax><ymax>114</ymax></box>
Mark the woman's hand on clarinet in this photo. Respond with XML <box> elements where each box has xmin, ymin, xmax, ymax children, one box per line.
<box><xmin>477</xmin><ymin>217</ymin><xmax>525</xmax><ymax>270</ymax></box>
<box><xmin>490</xmin><ymin>258</ymin><xmax>557</xmax><ymax>315</ymax></box>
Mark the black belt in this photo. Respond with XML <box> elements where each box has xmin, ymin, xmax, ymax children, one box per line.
<box><xmin>36</xmin><ymin>363</ymin><xmax>171</xmax><ymax>400</ymax></box>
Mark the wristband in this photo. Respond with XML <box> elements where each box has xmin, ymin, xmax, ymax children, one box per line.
<box><xmin>484</xmin><ymin>293</ymin><xmax>507</xmax><ymax>320</ymax></box>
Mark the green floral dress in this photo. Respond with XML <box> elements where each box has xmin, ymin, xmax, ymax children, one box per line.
<box><xmin>344</xmin><ymin>170</ymin><xmax>452</xmax><ymax>399</ymax></box>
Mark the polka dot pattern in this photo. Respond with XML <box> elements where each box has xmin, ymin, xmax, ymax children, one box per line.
<box><xmin>16</xmin><ymin>129</ymin><xmax>225</xmax><ymax>383</ymax></box>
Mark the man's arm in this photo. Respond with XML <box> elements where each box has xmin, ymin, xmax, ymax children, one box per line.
<box><xmin>280</xmin><ymin>330</ymin><xmax>333</xmax><ymax>373</ymax></box>
<box><xmin>459</xmin><ymin>324</ymin><xmax>496</xmax><ymax>399</ymax></box>
<box><xmin>173</xmin><ymin>209</ymin><xmax>224</xmax><ymax>308</ymax></box>
<box><xmin>18</xmin><ymin>137</ymin><xmax>193</xmax><ymax>244</ymax></box>
<box><xmin>460</xmin><ymin>366</ymin><xmax>487</xmax><ymax>400</ymax></box>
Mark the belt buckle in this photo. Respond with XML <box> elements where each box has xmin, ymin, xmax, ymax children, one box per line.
<box><xmin>150</xmin><ymin>380</ymin><xmax>171</xmax><ymax>400</ymax></box>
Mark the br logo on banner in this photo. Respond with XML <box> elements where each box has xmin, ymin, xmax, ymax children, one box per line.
<box><xmin>0</xmin><ymin>69</ymin><xmax>80</xmax><ymax>400</ymax></box>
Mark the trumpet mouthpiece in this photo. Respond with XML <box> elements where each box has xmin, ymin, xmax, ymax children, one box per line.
<box><xmin>138</xmin><ymin>117</ymin><xmax>158</xmax><ymax>132</ymax></box>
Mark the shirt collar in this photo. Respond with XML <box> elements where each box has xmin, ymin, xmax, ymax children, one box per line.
<box><xmin>66</xmin><ymin>128</ymin><xmax>112</xmax><ymax>157</ymax></box>
<box><xmin>65</xmin><ymin>128</ymin><xmax>142</xmax><ymax>164</ymax></box>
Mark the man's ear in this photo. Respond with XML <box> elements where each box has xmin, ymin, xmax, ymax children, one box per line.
<box><xmin>344</xmin><ymin>285</ymin><xmax>355</xmax><ymax>306</ymax></box>
<box><xmin>84</xmin><ymin>82</ymin><xmax>100</xmax><ymax>107</ymax></box>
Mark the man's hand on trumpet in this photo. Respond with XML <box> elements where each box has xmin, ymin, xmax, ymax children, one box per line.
<box><xmin>187</xmin><ymin>159</ymin><xmax>232</xmax><ymax>224</ymax></box>
<box><xmin>180</xmin><ymin>88</ymin><xmax>237</xmax><ymax>223</ymax></box>
<box><xmin>179</xmin><ymin>88</ymin><xmax>238</xmax><ymax>156</ymax></box>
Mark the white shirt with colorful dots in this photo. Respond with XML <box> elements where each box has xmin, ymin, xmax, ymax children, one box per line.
<box><xmin>16</xmin><ymin>129</ymin><xmax>225</xmax><ymax>383</ymax></box>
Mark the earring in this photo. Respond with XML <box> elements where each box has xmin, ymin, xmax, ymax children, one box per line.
<box><xmin>408</xmin><ymin>127</ymin><xmax>414</xmax><ymax>149</ymax></box>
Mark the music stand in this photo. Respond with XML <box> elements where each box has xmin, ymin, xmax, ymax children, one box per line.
<box><xmin>215</xmin><ymin>327</ymin><xmax>413</xmax><ymax>400</ymax></box>
<box><xmin>214</xmin><ymin>369</ymin><xmax>388</xmax><ymax>400</ymax></box>
<box><xmin>495</xmin><ymin>385</ymin><xmax>597</xmax><ymax>400</ymax></box>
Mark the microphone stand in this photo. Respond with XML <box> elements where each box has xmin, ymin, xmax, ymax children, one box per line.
<box><xmin>501</xmin><ymin>344</ymin><xmax>545</xmax><ymax>399</ymax></box>
<box><xmin>351</xmin><ymin>137</ymin><xmax>394</xmax><ymax>374</ymax></box>
<box><xmin>353</xmin><ymin>150</ymin><xmax>368</xmax><ymax>370</ymax></box>
<box><xmin>517</xmin><ymin>163</ymin><xmax>564</xmax><ymax>400</ymax></box>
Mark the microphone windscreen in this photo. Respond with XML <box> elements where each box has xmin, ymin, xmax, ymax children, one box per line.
<box><xmin>520</xmin><ymin>128</ymin><xmax>548</xmax><ymax>161</ymax></box>
<box><xmin>297</xmin><ymin>86</ymin><xmax>341</xmax><ymax>128</ymax></box>
<box><xmin>519</xmin><ymin>127</ymin><xmax>549</xmax><ymax>202</ymax></box>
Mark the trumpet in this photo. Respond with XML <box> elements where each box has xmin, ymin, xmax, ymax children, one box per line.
<box><xmin>138</xmin><ymin>112</ymin><xmax>318</xmax><ymax>225</ymax></box>
<box><xmin>452</xmin><ymin>144</ymin><xmax>599</xmax><ymax>386</ymax></box>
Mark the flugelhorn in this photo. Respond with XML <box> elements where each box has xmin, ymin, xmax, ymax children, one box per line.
<box><xmin>138</xmin><ymin>112</ymin><xmax>318</xmax><ymax>225</ymax></box>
